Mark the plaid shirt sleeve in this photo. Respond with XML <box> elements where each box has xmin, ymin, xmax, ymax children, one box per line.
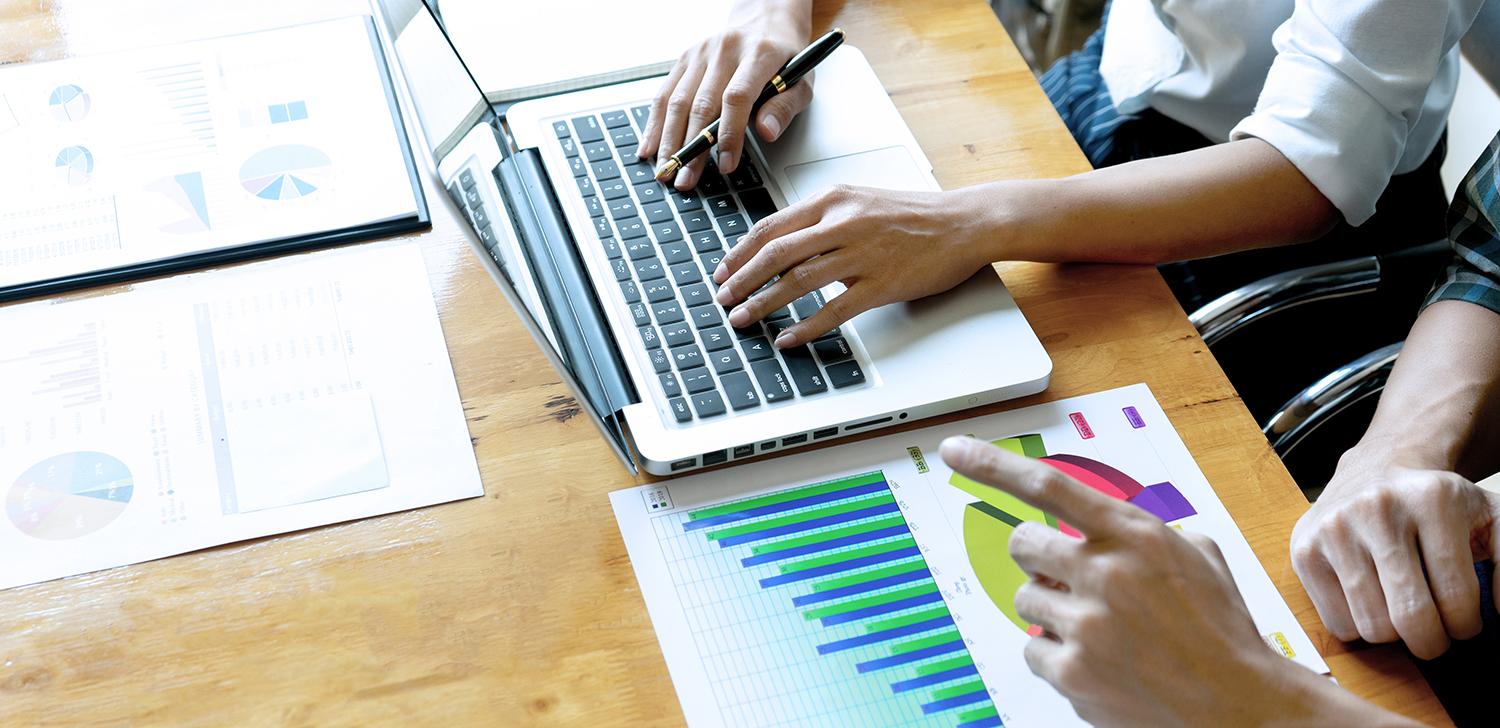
<box><xmin>1428</xmin><ymin>131</ymin><xmax>1500</xmax><ymax>315</ymax></box>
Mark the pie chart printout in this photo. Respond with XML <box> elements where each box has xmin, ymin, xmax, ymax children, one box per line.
<box><xmin>55</xmin><ymin>145</ymin><xmax>94</xmax><ymax>186</ymax></box>
<box><xmin>949</xmin><ymin>434</ymin><xmax>1197</xmax><ymax>634</ymax></box>
<box><xmin>48</xmin><ymin>84</ymin><xmax>91</xmax><ymax>122</ymax></box>
<box><xmin>8</xmin><ymin>451</ymin><xmax>134</xmax><ymax>540</ymax></box>
<box><xmin>239</xmin><ymin>144</ymin><xmax>330</xmax><ymax>201</ymax></box>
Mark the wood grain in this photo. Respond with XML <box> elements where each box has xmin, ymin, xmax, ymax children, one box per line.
<box><xmin>0</xmin><ymin>0</ymin><xmax>1447</xmax><ymax>725</ymax></box>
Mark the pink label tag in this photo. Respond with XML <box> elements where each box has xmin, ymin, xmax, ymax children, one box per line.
<box><xmin>1068</xmin><ymin>412</ymin><xmax>1095</xmax><ymax>439</ymax></box>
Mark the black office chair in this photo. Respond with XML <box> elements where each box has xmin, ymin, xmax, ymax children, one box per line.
<box><xmin>1189</xmin><ymin>241</ymin><xmax>1449</xmax><ymax>495</ymax></box>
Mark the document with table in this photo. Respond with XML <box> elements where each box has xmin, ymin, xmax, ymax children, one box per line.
<box><xmin>0</xmin><ymin>244</ymin><xmax>482</xmax><ymax>590</ymax></box>
<box><xmin>612</xmin><ymin>385</ymin><xmax>1327</xmax><ymax>727</ymax></box>
<box><xmin>0</xmin><ymin>14</ymin><xmax>426</xmax><ymax>301</ymax></box>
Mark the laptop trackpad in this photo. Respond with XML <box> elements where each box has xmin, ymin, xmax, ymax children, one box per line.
<box><xmin>784</xmin><ymin>146</ymin><xmax>923</xmax><ymax>201</ymax></box>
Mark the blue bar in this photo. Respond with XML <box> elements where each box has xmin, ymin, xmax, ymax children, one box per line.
<box><xmin>741</xmin><ymin>525</ymin><xmax>910</xmax><ymax>566</ymax></box>
<box><xmin>820</xmin><ymin>590</ymin><xmax>945</xmax><ymax>627</ymax></box>
<box><xmin>855</xmin><ymin>640</ymin><xmax>967</xmax><ymax>673</ymax></box>
<box><xmin>815</xmin><ymin>615</ymin><xmax>954</xmax><ymax>655</ymax></box>
<box><xmin>684</xmin><ymin>481</ymin><xmax>889</xmax><ymax>531</ymax></box>
<box><xmin>717</xmin><ymin>501</ymin><xmax>902</xmax><ymax>547</ymax></box>
<box><xmin>792</xmin><ymin>568</ymin><xmax>932</xmax><ymax>607</ymax></box>
<box><xmin>958</xmin><ymin>716</ymin><xmax>1003</xmax><ymax>728</ymax></box>
<box><xmin>889</xmin><ymin>664</ymin><xmax>979</xmax><ymax>693</ymax></box>
<box><xmin>759</xmin><ymin>547</ymin><xmax>922</xmax><ymax>588</ymax></box>
<box><xmin>920</xmin><ymin>690</ymin><xmax>990</xmax><ymax>715</ymax></box>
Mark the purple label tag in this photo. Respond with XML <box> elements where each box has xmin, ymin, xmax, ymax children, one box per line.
<box><xmin>1123</xmin><ymin>406</ymin><xmax>1145</xmax><ymax>429</ymax></box>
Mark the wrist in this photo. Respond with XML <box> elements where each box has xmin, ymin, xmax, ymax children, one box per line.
<box><xmin>1258</xmin><ymin>658</ymin><xmax>1417</xmax><ymax>727</ymax></box>
<box><xmin>950</xmin><ymin>179</ymin><xmax>1065</xmax><ymax>265</ymax></box>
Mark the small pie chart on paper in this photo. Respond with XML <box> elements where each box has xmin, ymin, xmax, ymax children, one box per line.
<box><xmin>8</xmin><ymin>451</ymin><xmax>134</xmax><ymax>540</ymax></box>
<box><xmin>48</xmin><ymin>84</ymin><xmax>91</xmax><ymax>122</ymax></box>
<box><xmin>239</xmin><ymin>144</ymin><xmax>330</xmax><ymax>201</ymax></box>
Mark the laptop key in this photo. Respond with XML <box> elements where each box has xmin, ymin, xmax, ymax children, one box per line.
<box><xmin>629</xmin><ymin>302</ymin><xmax>651</xmax><ymax>327</ymax></box>
<box><xmin>826</xmin><ymin>360</ymin><xmax>866</xmax><ymax>388</ymax></box>
<box><xmin>553</xmin><ymin>120</ymin><xmax>572</xmax><ymax>139</ymax></box>
<box><xmin>668</xmin><ymin>397</ymin><xmax>693</xmax><ymax>423</ymax></box>
<box><xmin>620</xmin><ymin>280</ymin><xmax>640</xmax><ymax>303</ymax></box>
<box><xmin>661</xmin><ymin>322</ymin><xmax>694</xmax><ymax>347</ymax></box>
<box><xmin>813</xmin><ymin>336</ymin><xmax>853</xmax><ymax>363</ymax></box>
<box><xmin>727</xmin><ymin>159</ymin><xmax>763</xmax><ymax>190</ymax></box>
<box><xmin>681</xmin><ymin>367</ymin><xmax>715</xmax><ymax>394</ymax></box>
<box><xmin>600</xmin><ymin>237</ymin><xmax>622</xmax><ymax>259</ymax></box>
<box><xmin>560</xmin><ymin>137</ymin><xmax>579</xmax><ymax>158</ymax></box>
<box><xmin>708</xmin><ymin>195</ymin><xmax>739</xmax><ymax>217</ymax></box>
<box><xmin>583</xmin><ymin>140</ymin><xmax>611</xmax><ymax>162</ymax></box>
<box><xmin>635</xmin><ymin>180</ymin><xmax>666</xmax><ymax>204</ymax></box>
<box><xmin>767</xmin><ymin>306</ymin><xmax>793</xmax><ymax>322</ymax></box>
<box><xmin>717</xmin><ymin>214</ymin><xmax>748</xmax><ymax>237</ymax></box>
<box><xmin>691</xmin><ymin>391</ymin><xmax>727</xmax><ymax>418</ymax></box>
<box><xmin>465</xmin><ymin>187</ymin><xmax>482</xmax><ymax>208</ymax></box>
<box><xmin>608</xmin><ymin>197</ymin><xmax>638</xmax><ymax>220</ymax></box>
<box><xmin>644</xmin><ymin>280</ymin><xmax>675</xmax><ymax>303</ymax></box>
<box><xmin>592</xmin><ymin>216</ymin><xmax>612</xmax><ymax>239</ymax></box>
<box><xmin>639</xmin><ymin>326</ymin><xmax>661</xmax><ymax>350</ymax></box>
<box><xmin>659</xmin><ymin>372</ymin><xmax>682</xmax><ymax>398</ymax></box>
<box><xmin>609</xmin><ymin>127</ymin><xmax>638</xmax><ymax>148</ymax></box>
<box><xmin>660</xmin><ymin>240</ymin><xmax>693</xmax><ymax>264</ymax></box>
<box><xmin>690</xmin><ymin>230</ymin><xmax>723</xmax><ymax>253</ymax></box>
<box><xmin>643</xmin><ymin>200</ymin><xmax>673</xmax><ymax>225</ymax></box>
<box><xmin>634</xmin><ymin>257</ymin><xmax>666</xmax><ymax>281</ymax></box>
<box><xmin>734</xmin><ymin>322</ymin><xmax>765</xmax><ymax>339</ymax></box>
<box><xmin>700</xmin><ymin>251</ymin><xmax>726</xmax><ymax>274</ymax></box>
<box><xmin>618</xmin><ymin>217</ymin><xmax>648</xmax><ymax>240</ymax></box>
<box><xmin>710</xmin><ymin>349</ymin><xmax>744</xmax><ymax>375</ymax></box>
<box><xmin>651</xmin><ymin>348</ymin><xmax>671</xmax><ymax>374</ymax></box>
<box><xmin>739</xmin><ymin>187</ymin><xmax>777</xmax><ymax>223</ymax></box>
<box><xmin>630</xmin><ymin>104</ymin><xmax>652</xmax><ymax>130</ymax></box>
<box><xmin>672</xmin><ymin>345</ymin><xmax>705</xmax><ymax>370</ymax></box>
<box><xmin>652</xmin><ymin>300</ymin><xmax>684</xmax><ymax>324</ymax></box>
<box><xmin>617</xmin><ymin>144</ymin><xmax>639</xmax><ymax>162</ymax></box>
<box><xmin>793</xmin><ymin>290</ymin><xmax>826</xmax><ymax>319</ymax></box>
<box><xmin>624</xmin><ymin>162</ymin><xmax>655</xmax><ymax>185</ymax></box>
<box><xmin>781</xmin><ymin>346</ymin><xmax>828</xmax><ymax>395</ymax></box>
<box><xmin>624</xmin><ymin>239</ymin><xmax>655</xmax><ymax>261</ymax></box>
<box><xmin>721</xmin><ymin>371</ymin><xmax>761</xmax><ymax>410</ymax></box>
<box><xmin>681</xmin><ymin>209</ymin><xmax>714</xmax><ymax>233</ymax></box>
<box><xmin>611</xmin><ymin>258</ymin><xmax>632</xmax><ymax>281</ymax></box>
<box><xmin>652</xmin><ymin>221</ymin><xmax>683</xmax><ymax>244</ymax></box>
<box><xmin>572</xmin><ymin>116</ymin><xmax>604</xmax><ymax>143</ymax></box>
<box><xmin>477</xmin><ymin>225</ymin><xmax>497</xmax><ymax>249</ymax></box>
<box><xmin>764</xmin><ymin>318</ymin><xmax>792</xmax><ymax>342</ymax></box>
<box><xmin>471</xmin><ymin>205</ymin><xmax>490</xmax><ymax>228</ymax></box>
<box><xmin>584</xmin><ymin>195</ymin><xmax>604</xmax><ymax>218</ymax></box>
<box><xmin>750</xmin><ymin>359</ymin><xmax>795</xmax><ymax>402</ymax></box>
<box><xmin>669</xmin><ymin>189</ymin><xmax>703</xmax><ymax>212</ymax></box>
<box><xmin>459</xmin><ymin>168</ymin><xmax>477</xmax><ymax>190</ymax></box>
<box><xmin>669</xmin><ymin>262</ymin><xmax>701</xmax><ymax>287</ymax></box>
<box><xmin>602</xmin><ymin>109</ymin><xmax>631</xmax><ymax>129</ymax></box>
<box><xmin>591</xmin><ymin>159</ymin><xmax>620</xmax><ymax>180</ymax></box>
<box><xmin>698</xmin><ymin>167</ymin><xmax>728</xmax><ymax>196</ymax></box>
<box><xmin>599</xmin><ymin>179</ymin><xmax>630</xmax><ymax>200</ymax></box>
<box><xmin>576</xmin><ymin>176</ymin><xmax>595</xmax><ymax>197</ymax></box>
<box><xmin>701</xmin><ymin>326</ymin><xmax>733</xmax><ymax>351</ymax></box>
<box><xmin>680</xmin><ymin>283</ymin><xmax>713</xmax><ymax>307</ymax></box>
<box><xmin>569</xmin><ymin>156</ymin><xmax>587</xmax><ymax>177</ymax></box>
<box><xmin>741</xmin><ymin>337</ymin><xmax>775</xmax><ymax>361</ymax></box>
<box><xmin>690</xmin><ymin>305</ymin><xmax>723</xmax><ymax>329</ymax></box>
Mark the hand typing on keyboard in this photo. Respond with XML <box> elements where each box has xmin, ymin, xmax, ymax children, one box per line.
<box><xmin>713</xmin><ymin>184</ymin><xmax>999</xmax><ymax>348</ymax></box>
<box><xmin>636</xmin><ymin>0</ymin><xmax>814</xmax><ymax>191</ymax></box>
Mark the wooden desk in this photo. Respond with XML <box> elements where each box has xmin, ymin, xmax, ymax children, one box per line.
<box><xmin>0</xmin><ymin>0</ymin><xmax>1446</xmax><ymax>724</ymax></box>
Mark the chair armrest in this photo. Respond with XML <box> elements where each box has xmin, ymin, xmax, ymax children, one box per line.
<box><xmin>1262</xmin><ymin>342</ymin><xmax>1402</xmax><ymax>456</ymax></box>
<box><xmin>1189</xmin><ymin>256</ymin><xmax>1381</xmax><ymax>347</ymax></box>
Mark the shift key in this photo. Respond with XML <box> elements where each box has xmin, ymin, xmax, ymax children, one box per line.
<box><xmin>780</xmin><ymin>345</ymin><xmax>828</xmax><ymax>395</ymax></box>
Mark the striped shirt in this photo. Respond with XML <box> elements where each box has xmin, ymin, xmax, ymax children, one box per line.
<box><xmin>1429</xmin><ymin>131</ymin><xmax>1500</xmax><ymax>315</ymax></box>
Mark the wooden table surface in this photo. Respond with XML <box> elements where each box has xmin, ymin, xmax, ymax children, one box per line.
<box><xmin>0</xmin><ymin>0</ymin><xmax>1447</xmax><ymax>725</ymax></box>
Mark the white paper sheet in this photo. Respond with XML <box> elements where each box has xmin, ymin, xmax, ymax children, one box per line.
<box><xmin>0</xmin><ymin>15</ymin><xmax>420</xmax><ymax>291</ymax></box>
<box><xmin>0</xmin><ymin>244</ymin><xmax>482</xmax><ymax>589</ymax></box>
<box><xmin>610</xmin><ymin>385</ymin><xmax>1327</xmax><ymax>727</ymax></box>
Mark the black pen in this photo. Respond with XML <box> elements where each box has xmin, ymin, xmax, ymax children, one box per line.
<box><xmin>654</xmin><ymin>28</ymin><xmax>845</xmax><ymax>182</ymax></box>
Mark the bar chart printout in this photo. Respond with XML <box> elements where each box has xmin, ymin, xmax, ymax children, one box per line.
<box><xmin>652</xmin><ymin>471</ymin><xmax>1002</xmax><ymax>728</ymax></box>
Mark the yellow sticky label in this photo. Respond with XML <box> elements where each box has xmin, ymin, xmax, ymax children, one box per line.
<box><xmin>907</xmin><ymin>446</ymin><xmax>928</xmax><ymax>474</ymax></box>
<box><xmin>1262</xmin><ymin>631</ymin><xmax>1295</xmax><ymax>658</ymax></box>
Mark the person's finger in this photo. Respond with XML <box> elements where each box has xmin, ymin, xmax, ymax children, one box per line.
<box><xmin>1021</xmin><ymin>633</ymin><xmax>1071</xmax><ymax>690</ymax></box>
<box><xmin>717</xmin><ymin>218</ymin><xmax>830</xmax><ymax>306</ymax></box>
<box><xmin>1013</xmin><ymin>580</ymin><xmax>1083</xmax><ymax>637</ymax></box>
<box><xmin>717</xmin><ymin>52</ymin><xmax>785</xmax><ymax>173</ymax></box>
<box><xmin>639</xmin><ymin>55</ymin><xmax>691</xmax><ymax>160</ymax></box>
<box><xmin>754</xmin><ymin>73</ymin><xmax>814</xmax><ymax>143</ymax></box>
<box><xmin>772</xmin><ymin>285</ymin><xmax>874</xmax><ymax>347</ymax></box>
<box><xmin>1180</xmin><ymin>532</ymin><xmax>1235</xmax><ymax>585</ymax></box>
<box><xmin>1290</xmin><ymin>540</ymin><xmax>1360</xmax><ymax>642</ymax></box>
<box><xmin>1325</xmin><ymin>538</ymin><xmax>1399</xmax><ymax>645</ymax></box>
<box><xmin>656</xmin><ymin>59</ymin><xmax>707</xmax><ymax>173</ymax></box>
<box><xmin>1415</xmin><ymin>517</ymin><xmax>1483</xmax><ymax>641</ymax></box>
<box><xmin>939</xmin><ymin>438</ymin><xmax>1140</xmax><ymax>540</ymax></box>
<box><xmin>674</xmin><ymin>49</ymin><xmax>735</xmax><ymax>190</ymax></box>
<box><xmin>714</xmin><ymin>197</ymin><xmax>825</xmax><ymax>288</ymax></box>
<box><xmin>1009</xmin><ymin>521</ymin><xmax>1085</xmax><ymax>582</ymax></box>
<box><xmin>1361</xmin><ymin>527</ymin><xmax>1449</xmax><ymax>658</ymax></box>
<box><xmin>725</xmin><ymin>249</ymin><xmax>846</xmax><ymax>328</ymax></box>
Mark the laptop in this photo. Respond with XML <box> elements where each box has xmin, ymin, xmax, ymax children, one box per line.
<box><xmin>389</xmin><ymin>2</ymin><xmax>1051</xmax><ymax>475</ymax></box>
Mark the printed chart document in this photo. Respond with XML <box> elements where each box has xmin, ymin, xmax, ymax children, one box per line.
<box><xmin>611</xmin><ymin>385</ymin><xmax>1328</xmax><ymax>727</ymax></box>
<box><xmin>0</xmin><ymin>245</ymin><xmax>482</xmax><ymax>590</ymax></box>
<box><xmin>0</xmin><ymin>15</ymin><xmax>426</xmax><ymax>300</ymax></box>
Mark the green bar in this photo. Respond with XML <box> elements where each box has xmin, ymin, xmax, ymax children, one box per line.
<box><xmin>930</xmin><ymin>679</ymin><xmax>986</xmax><ymax>702</ymax></box>
<box><xmin>801</xmin><ymin>583</ymin><xmax>938</xmax><ymax>621</ymax></box>
<box><xmin>915</xmin><ymin>655</ymin><xmax>974</xmax><ymax>677</ymax></box>
<box><xmin>862</xmin><ymin>606</ymin><xmax>950</xmax><ymax>634</ymax></box>
<box><xmin>890</xmin><ymin>628</ymin><xmax>961</xmax><ymax>655</ymax></box>
<box><xmin>688</xmin><ymin>471</ymin><xmax>887</xmax><ymax>520</ymax></box>
<box><xmin>809</xmin><ymin>560</ymin><xmax>927</xmax><ymax>593</ymax></box>
<box><xmin>778</xmin><ymin>536</ymin><xmax>915</xmax><ymax>575</ymax></box>
<box><xmin>705</xmin><ymin>493</ymin><xmax>895</xmax><ymax>541</ymax></box>
<box><xmin>958</xmin><ymin>706</ymin><xmax>999</xmax><ymax>723</ymax></box>
<box><xmin>750</xmin><ymin>516</ymin><xmax>907</xmax><ymax>555</ymax></box>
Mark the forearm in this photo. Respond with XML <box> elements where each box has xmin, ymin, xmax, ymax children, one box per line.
<box><xmin>966</xmin><ymin>138</ymin><xmax>1339</xmax><ymax>265</ymax></box>
<box><xmin>1348</xmin><ymin>300</ymin><xmax>1500</xmax><ymax>476</ymax></box>
<box><xmin>1263</xmin><ymin>661</ymin><xmax>1423</xmax><ymax>728</ymax></box>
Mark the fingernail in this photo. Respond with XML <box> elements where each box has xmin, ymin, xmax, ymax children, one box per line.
<box><xmin>718</xmin><ymin>151</ymin><xmax>732</xmax><ymax>171</ymax></box>
<box><xmin>763</xmin><ymin>116</ymin><xmax>782</xmax><ymax>141</ymax></box>
<box><xmin>774</xmin><ymin>331</ymin><xmax>795</xmax><ymax>348</ymax></box>
<box><xmin>675</xmin><ymin>167</ymin><xmax>698</xmax><ymax>190</ymax></box>
<box><xmin>716</xmin><ymin>286</ymin><xmax>734</xmax><ymax>305</ymax></box>
<box><xmin>713</xmin><ymin>262</ymin><xmax>727</xmax><ymax>282</ymax></box>
<box><xmin>728</xmin><ymin>307</ymin><xmax>749</xmax><ymax>327</ymax></box>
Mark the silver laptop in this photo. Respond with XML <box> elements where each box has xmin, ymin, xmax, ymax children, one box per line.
<box><xmin>390</xmin><ymin>2</ymin><xmax>1051</xmax><ymax>475</ymax></box>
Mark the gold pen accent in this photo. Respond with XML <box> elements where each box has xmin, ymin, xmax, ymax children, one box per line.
<box><xmin>770</xmin><ymin>74</ymin><xmax>787</xmax><ymax>93</ymax></box>
<box><xmin>700</xmin><ymin>128</ymin><xmax>715</xmax><ymax>145</ymax></box>
<box><xmin>654</xmin><ymin>156</ymin><xmax>682</xmax><ymax>181</ymax></box>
